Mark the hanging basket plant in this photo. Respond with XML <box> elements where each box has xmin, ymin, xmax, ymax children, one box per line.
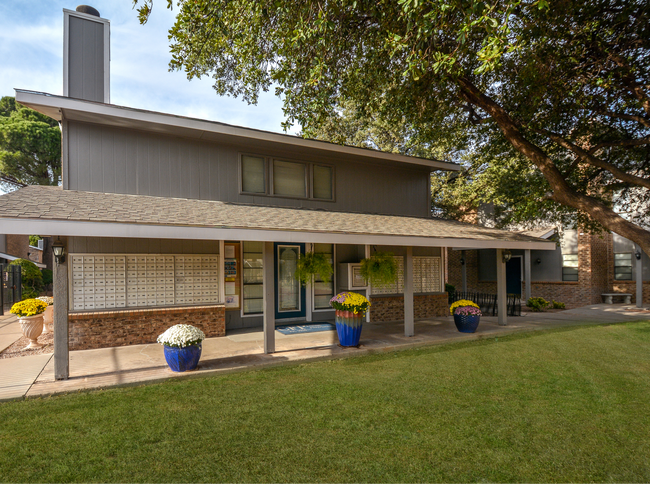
<box><xmin>360</xmin><ymin>252</ymin><xmax>398</xmax><ymax>287</ymax></box>
<box><xmin>294</xmin><ymin>252</ymin><xmax>333</xmax><ymax>285</ymax></box>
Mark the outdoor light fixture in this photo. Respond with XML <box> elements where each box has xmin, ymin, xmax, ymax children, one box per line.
<box><xmin>535</xmin><ymin>258</ymin><xmax>542</xmax><ymax>265</ymax></box>
<box><xmin>460</xmin><ymin>257</ymin><xmax>466</xmax><ymax>266</ymax></box>
<box><xmin>502</xmin><ymin>249</ymin><xmax>512</xmax><ymax>263</ymax></box>
<box><xmin>52</xmin><ymin>240</ymin><xmax>65</xmax><ymax>265</ymax></box>
<box><xmin>635</xmin><ymin>250</ymin><xmax>642</xmax><ymax>260</ymax></box>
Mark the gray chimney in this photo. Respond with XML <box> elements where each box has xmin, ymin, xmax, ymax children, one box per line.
<box><xmin>63</xmin><ymin>6</ymin><xmax>110</xmax><ymax>103</ymax></box>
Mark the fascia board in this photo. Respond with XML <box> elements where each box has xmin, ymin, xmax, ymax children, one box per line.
<box><xmin>0</xmin><ymin>218</ymin><xmax>557</xmax><ymax>251</ymax></box>
<box><xmin>14</xmin><ymin>90</ymin><xmax>460</xmax><ymax>172</ymax></box>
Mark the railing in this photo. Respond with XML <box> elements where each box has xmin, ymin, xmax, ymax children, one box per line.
<box><xmin>449</xmin><ymin>290</ymin><xmax>521</xmax><ymax>317</ymax></box>
<box><xmin>0</xmin><ymin>264</ymin><xmax>22</xmax><ymax>315</ymax></box>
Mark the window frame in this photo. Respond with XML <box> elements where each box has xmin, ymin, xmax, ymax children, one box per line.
<box><xmin>239</xmin><ymin>153</ymin><xmax>269</xmax><ymax>196</ymax></box>
<box><xmin>239</xmin><ymin>154</ymin><xmax>335</xmax><ymax>202</ymax></box>
<box><xmin>614</xmin><ymin>252</ymin><xmax>633</xmax><ymax>281</ymax></box>
<box><xmin>561</xmin><ymin>253</ymin><xmax>579</xmax><ymax>282</ymax></box>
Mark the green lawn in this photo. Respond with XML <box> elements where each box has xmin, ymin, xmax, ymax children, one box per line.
<box><xmin>2</xmin><ymin>321</ymin><xmax>650</xmax><ymax>483</ymax></box>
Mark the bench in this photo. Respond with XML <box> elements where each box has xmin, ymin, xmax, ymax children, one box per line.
<box><xmin>601</xmin><ymin>293</ymin><xmax>632</xmax><ymax>305</ymax></box>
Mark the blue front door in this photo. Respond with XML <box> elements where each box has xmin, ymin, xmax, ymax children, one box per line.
<box><xmin>274</xmin><ymin>243</ymin><xmax>306</xmax><ymax>320</ymax></box>
<box><xmin>506</xmin><ymin>257</ymin><xmax>522</xmax><ymax>296</ymax></box>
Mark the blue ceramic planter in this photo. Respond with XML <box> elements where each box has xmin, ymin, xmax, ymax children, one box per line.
<box><xmin>335</xmin><ymin>311</ymin><xmax>363</xmax><ymax>347</ymax></box>
<box><xmin>163</xmin><ymin>343</ymin><xmax>202</xmax><ymax>372</ymax></box>
<box><xmin>453</xmin><ymin>314</ymin><xmax>480</xmax><ymax>333</ymax></box>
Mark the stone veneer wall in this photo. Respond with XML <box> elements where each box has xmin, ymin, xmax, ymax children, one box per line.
<box><xmin>68</xmin><ymin>304</ymin><xmax>226</xmax><ymax>351</ymax></box>
<box><xmin>370</xmin><ymin>293</ymin><xmax>449</xmax><ymax>322</ymax></box>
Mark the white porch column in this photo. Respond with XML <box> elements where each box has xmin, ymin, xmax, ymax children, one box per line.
<box><xmin>461</xmin><ymin>250</ymin><xmax>467</xmax><ymax>293</ymax></box>
<box><xmin>496</xmin><ymin>249</ymin><xmax>508</xmax><ymax>326</ymax></box>
<box><xmin>524</xmin><ymin>249</ymin><xmax>532</xmax><ymax>302</ymax></box>
<box><xmin>53</xmin><ymin>237</ymin><xmax>69</xmax><ymax>380</ymax></box>
<box><xmin>636</xmin><ymin>245</ymin><xmax>643</xmax><ymax>308</ymax></box>
<box><xmin>404</xmin><ymin>246</ymin><xmax>414</xmax><ymax>337</ymax></box>
<box><xmin>263</xmin><ymin>241</ymin><xmax>275</xmax><ymax>354</ymax></box>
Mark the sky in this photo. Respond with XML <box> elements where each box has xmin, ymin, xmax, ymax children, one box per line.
<box><xmin>0</xmin><ymin>1</ymin><xmax>294</xmax><ymax>134</ymax></box>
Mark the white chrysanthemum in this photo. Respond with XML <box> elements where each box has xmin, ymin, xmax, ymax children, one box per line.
<box><xmin>157</xmin><ymin>324</ymin><xmax>205</xmax><ymax>348</ymax></box>
<box><xmin>37</xmin><ymin>296</ymin><xmax>54</xmax><ymax>305</ymax></box>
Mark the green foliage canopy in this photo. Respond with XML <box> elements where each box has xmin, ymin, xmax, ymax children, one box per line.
<box><xmin>135</xmin><ymin>0</ymin><xmax>650</xmax><ymax>255</ymax></box>
<box><xmin>9</xmin><ymin>258</ymin><xmax>43</xmax><ymax>299</ymax></box>
<box><xmin>0</xmin><ymin>96</ymin><xmax>61</xmax><ymax>190</ymax></box>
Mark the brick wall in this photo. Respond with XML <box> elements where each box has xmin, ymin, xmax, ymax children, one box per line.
<box><xmin>612</xmin><ymin>281</ymin><xmax>650</xmax><ymax>304</ymax></box>
<box><xmin>6</xmin><ymin>235</ymin><xmax>29</xmax><ymax>260</ymax></box>
<box><xmin>370</xmin><ymin>293</ymin><xmax>449</xmax><ymax>322</ymax></box>
<box><xmin>68</xmin><ymin>304</ymin><xmax>226</xmax><ymax>351</ymax></box>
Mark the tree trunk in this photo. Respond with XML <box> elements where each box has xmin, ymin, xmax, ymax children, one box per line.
<box><xmin>457</xmin><ymin>76</ymin><xmax>650</xmax><ymax>257</ymax></box>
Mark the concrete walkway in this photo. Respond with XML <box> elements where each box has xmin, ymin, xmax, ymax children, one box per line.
<box><xmin>1</xmin><ymin>303</ymin><xmax>648</xmax><ymax>402</ymax></box>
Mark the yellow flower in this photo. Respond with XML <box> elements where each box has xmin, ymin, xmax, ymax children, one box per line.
<box><xmin>450</xmin><ymin>300</ymin><xmax>480</xmax><ymax>314</ymax></box>
<box><xmin>11</xmin><ymin>299</ymin><xmax>47</xmax><ymax>318</ymax></box>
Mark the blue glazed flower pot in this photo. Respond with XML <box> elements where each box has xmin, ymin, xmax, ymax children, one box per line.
<box><xmin>453</xmin><ymin>314</ymin><xmax>480</xmax><ymax>333</ymax></box>
<box><xmin>335</xmin><ymin>311</ymin><xmax>363</xmax><ymax>347</ymax></box>
<box><xmin>163</xmin><ymin>343</ymin><xmax>202</xmax><ymax>372</ymax></box>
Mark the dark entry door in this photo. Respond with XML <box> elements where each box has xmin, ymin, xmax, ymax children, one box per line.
<box><xmin>506</xmin><ymin>257</ymin><xmax>522</xmax><ymax>296</ymax></box>
<box><xmin>274</xmin><ymin>243</ymin><xmax>306</xmax><ymax>320</ymax></box>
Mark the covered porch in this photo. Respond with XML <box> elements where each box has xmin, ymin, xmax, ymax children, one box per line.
<box><xmin>0</xmin><ymin>186</ymin><xmax>554</xmax><ymax>380</ymax></box>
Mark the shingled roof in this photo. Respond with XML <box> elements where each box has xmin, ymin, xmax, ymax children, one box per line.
<box><xmin>0</xmin><ymin>186</ymin><xmax>555</xmax><ymax>249</ymax></box>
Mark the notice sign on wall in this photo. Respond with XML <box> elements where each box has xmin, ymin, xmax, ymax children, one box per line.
<box><xmin>224</xmin><ymin>259</ymin><xmax>237</xmax><ymax>281</ymax></box>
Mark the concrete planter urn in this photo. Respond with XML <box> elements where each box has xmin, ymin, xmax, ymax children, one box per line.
<box><xmin>19</xmin><ymin>314</ymin><xmax>44</xmax><ymax>349</ymax></box>
<box><xmin>43</xmin><ymin>305</ymin><xmax>54</xmax><ymax>332</ymax></box>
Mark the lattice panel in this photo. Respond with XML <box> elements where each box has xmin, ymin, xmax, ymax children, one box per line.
<box><xmin>370</xmin><ymin>256</ymin><xmax>441</xmax><ymax>295</ymax></box>
<box><xmin>371</xmin><ymin>256</ymin><xmax>404</xmax><ymax>295</ymax></box>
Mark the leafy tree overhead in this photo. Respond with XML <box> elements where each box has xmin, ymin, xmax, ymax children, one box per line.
<box><xmin>135</xmin><ymin>0</ymin><xmax>650</xmax><ymax>255</ymax></box>
<box><xmin>9</xmin><ymin>258</ymin><xmax>43</xmax><ymax>299</ymax></box>
<box><xmin>0</xmin><ymin>96</ymin><xmax>61</xmax><ymax>190</ymax></box>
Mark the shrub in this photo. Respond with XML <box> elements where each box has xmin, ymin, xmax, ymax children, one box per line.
<box><xmin>41</xmin><ymin>269</ymin><xmax>53</xmax><ymax>286</ymax></box>
<box><xmin>28</xmin><ymin>235</ymin><xmax>42</xmax><ymax>247</ymax></box>
<box><xmin>445</xmin><ymin>283</ymin><xmax>455</xmax><ymax>295</ymax></box>
<box><xmin>527</xmin><ymin>296</ymin><xmax>550</xmax><ymax>312</ymax></box>
<box><xmin>9</xmin><ymin>259</ymin><xmax>43</xmax><ymax>299</ymax></box>
<box><xmin>551</xmin><ymin>300</ymin><xmax>566</xmax><ymax>309</ymax></box>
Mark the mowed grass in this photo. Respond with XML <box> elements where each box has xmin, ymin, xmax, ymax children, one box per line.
<box><xmin>2</xmin><ymin>321</ymin><xmax>650</xmax><ymax>483</ymax></box>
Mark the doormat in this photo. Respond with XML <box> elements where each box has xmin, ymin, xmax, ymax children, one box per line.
<box><xmin>276</xmin><ymin>323</ymin><xmax>336</xmax><ymax>335</ymax></box>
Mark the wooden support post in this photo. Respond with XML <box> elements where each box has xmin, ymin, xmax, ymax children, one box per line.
<box><xmin>404</xmin><ymin>246</ymin><xmax>414</xmax><ymax>337</ymax></box>
<box><xmin>53</xmin><ymin>237</ymin><xmax>69</xmax><ymax>380</ymax></box>
<box><xmin>496</xmin><ymin>249</ymin><xmax>508</xmax><ymax>326</ymax></box>
<box><xmin>263</xmin><ymin>241</ymin><xmax>275</xmax><ymax>354</ymax></box>
<box><xmin>305</xmin><ymin>243</ymin><xmax>313</xmax><ymax>323</ymax></box>
<box><xmin>524</xmin><ymin>249</ymin><xmax>532</xmax><ymax>302</ymax></box>
<box><xmin>365</xmin><ymin>244</ymin><xmax>371</xmax><ymax>323</ymax></box>
<box><xmin>636</xmin><ymin>246</ymin><xmax>643</xmax><ymax>309</ymax></box>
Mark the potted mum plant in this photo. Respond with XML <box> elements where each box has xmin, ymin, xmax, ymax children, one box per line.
<box><xmin>157</xmin><ymin>324</ymin><xmax>206</xmax><ymax>372</ymax></box>
<box><xmin>37</xmin><ymin>296</ymin><xmax>54</xmax><ymax>332</ymax></box>
<box><xmin>449</xmin><ymin>300</ymin><xmax>482</xmax><ymax>333</ymax></box>
<box><xmin>329</xmin><ymin>291</ymin><xmax>371</xmax><ymax>347</ymax></box>
<box><xmin>10</xmin><ymin>298</ymin><xmax>47</xmax><ymax>349</ymax></box>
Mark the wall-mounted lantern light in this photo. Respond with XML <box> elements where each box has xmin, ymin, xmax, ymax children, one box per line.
<box><xmin>52</xmin><ymin>240</ymin><xmax>66</xmax><ymax>265</ymax></box>
<box><xmin>460</xmin><ymin>257</ymin><xmax>466</xmax><ymax>266</ymax></box>
<box><xmin>535</xmin><ymin>258</ymin><xmax>542</xmax><ymax>265</ymax></box>
<box><xmin>502</xmin><ymin>249</ymin><xmax>512</xmax><ymax>263</ymax></box>
<box><xmin>635</xmin><ymin>250</ymin><xmax>642</xmax><ymax>260</ymax></box>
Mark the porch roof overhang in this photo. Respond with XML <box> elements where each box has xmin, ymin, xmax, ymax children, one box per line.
<box><xmin>14</xmin><ymin>90</ymin><xmax>460</xmax><ymax>173</ymax></box>
<box><xmin>0</xmin><ymin>186</ymin><xmax>556</xmax><ymax>250</ymax></box>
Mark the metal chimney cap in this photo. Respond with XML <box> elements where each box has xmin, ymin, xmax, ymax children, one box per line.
<box><xmin>75</xmin><ymin>5</ymin><xmax>100</xmax><ymax>17</ymax></box>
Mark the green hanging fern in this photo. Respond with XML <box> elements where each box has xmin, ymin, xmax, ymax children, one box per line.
<box><xmin>294</xmin><ymin>252</ymin><xmax>333</xmax><ymax>285</ymax></box>
<box><xmin>360</xmin><ymin>252</ymin><xmax>398</xmax><ymax>287</ymax></box>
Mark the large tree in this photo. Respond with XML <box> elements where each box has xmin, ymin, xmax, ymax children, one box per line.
<box><xmin>136</xmin><ymin>0</ymin><xmax>650</xmax><ymax>254</ymax></box>
<box><xmin>0</xmin><ymin>96</ymin><xmax>61</xmax><ymax>190</ymax></box>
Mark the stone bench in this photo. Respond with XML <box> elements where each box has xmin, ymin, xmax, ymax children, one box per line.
<box><xmin>601</xmin><ymin>293</ymin><xmax>632</xmax><ymax>305</ymax></box>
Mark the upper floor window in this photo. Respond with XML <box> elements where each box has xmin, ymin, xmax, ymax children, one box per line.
<box><xmin>240</xmin><ymin>154</ymin><xmax>334</xmax><ymax>201</ymax></box>
<box><xmin>562</xmin><ymin>254</ymin><xmax>578</xmax><ymax>281</ymax></box>
<box><xmin>614</xmin><ymin>253</ymin><xmax>633</xmax><ymax>280</ymax></box>
<box><xmin>241</xmin><ymin>155</ymin><xmax>266</xmax><ymax>194</ymax></box>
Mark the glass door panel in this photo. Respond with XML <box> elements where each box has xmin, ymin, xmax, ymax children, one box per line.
<box><xmin>274</xmin><ymin>243</ymin><xmax>306</xmax><ymax>319</ymax></box>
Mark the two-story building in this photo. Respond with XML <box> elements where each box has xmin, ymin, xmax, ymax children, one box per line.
<box><xmin>0</xmin><ymin>6</ymin><xmax>554</xmax><ymax>379</ymax></box>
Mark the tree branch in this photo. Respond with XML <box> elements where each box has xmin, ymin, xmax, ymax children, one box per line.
<box><xmin>597</xmin><ymin>110</ymin><xmax>650</xmax><ymax>129</ymax></box>
<box><xmin>535</xmin><ymin>128</ymin><xmax>650</xmax><ymax>190</ymax></box>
